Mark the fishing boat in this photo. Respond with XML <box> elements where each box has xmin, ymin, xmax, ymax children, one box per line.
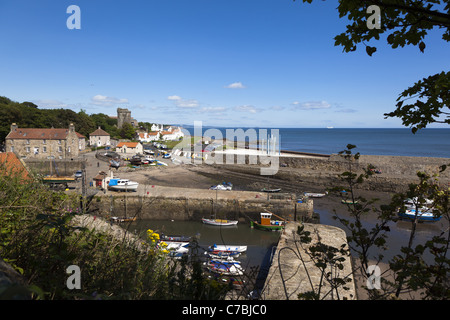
<box><xmin>205</xmin><ymin>250</ymin><xmax>241</xmax><ymax>259</ymax></box>
<box><xmin>398</xmin><ymin>208</ymin><xmax>441</xmax><ymax>222</ymax></box>
<box><xmin>208</xmin><ymin>244</ymin><xmax>247</xmax><ymax>253</ymax></box>
<box><xmin>202</xmin><ymin>218</ymin><xmax>238</xmax><ymax>226</ymax></box>
<box><xmin>250</xmin><ymin>212</ymin><xmax>286</xmax><ymax>231</ymax></box>
<box><xmin>304</xmin><ymin>192</ymin><xmax>327</xmax><ymax>198</ymax></box>
<box><xmin>108</xmin><ymin>178</ymin><xmax>139</xmax><ymax>191</ymax></box>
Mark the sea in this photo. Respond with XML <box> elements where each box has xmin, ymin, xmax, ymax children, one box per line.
<box><xmin>181</xmin><ymin>127</ymin><xmax>450</xmax><ymax>158</ymax></box>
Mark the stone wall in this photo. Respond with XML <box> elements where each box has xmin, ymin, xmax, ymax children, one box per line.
<box><xmin>24</xmin><ymin>159</ymin><xmax>86</xmax><ymax>176</ymax></box>
<box><xmin>89</xmin><ymin>193</ymin><xmax>313</xmax><ymax>222</ymax></box>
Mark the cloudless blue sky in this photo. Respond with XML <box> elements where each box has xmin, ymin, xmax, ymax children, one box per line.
<box><xmin>1</xmin><ymin>0</ymin><xmax>449</xmax><ymax>128</ymax></box>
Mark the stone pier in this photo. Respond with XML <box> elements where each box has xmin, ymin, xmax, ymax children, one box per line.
<box><xmin>89</xmin><ymin>185</ymin><xmax>314</xmax><ymax>222</ymax></box>
<box><xmin>262</xmin><ymin>221</ymin><xmax>356</xmax><ymax>300</ymax></box>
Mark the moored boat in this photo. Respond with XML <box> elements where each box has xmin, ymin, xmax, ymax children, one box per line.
<box><xmin>250</xmin><ymin>212</ymin><xmax>286</xmax><ymax>231</ymax></box>
<box><xmin>208</xmin><ymin>244</ymin><xmax>247</xmax><ymax>253</ymax></box>
<box><xmin>202</xmin><ymin>218</ymin><xmax>238</xmax><ymax>226</ymax></box>
<box><xmin>108</xmin><ymin>178</ymin><xmax>139</xmax><ymax>191</ymax></box>
<box><xmin>398</xmin><ymin>208</ymin><xmax>441</xmax><ymax>222</ymax></box>
<box><xmin>304</xmin><ymin>192</ymin><xmax>327</xmax><ymax>198</ymax></box>
<box><xmin>110</xmin><ymin>216</ymin><xmax>137</xmax><ymax>223</ymax></box>
<box><xmin>205</xmin><ymin>250</ymin><xmax>241</xmax><ymax>259</ymax></box>
<box><xmin>205</xmin><ymin>259</ymin><xmax>244</xmax><ymax>276</ymax></box>
<box><xmin>261</xmin><ymin>188</ymin><xmax>281</xmax><ymax>193</ymax></box>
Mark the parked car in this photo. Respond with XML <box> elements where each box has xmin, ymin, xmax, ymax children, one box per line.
<box><xmin>75</xmin><ymin>171</ymin><xmax>83</xmax><ymax>179</ymax></box>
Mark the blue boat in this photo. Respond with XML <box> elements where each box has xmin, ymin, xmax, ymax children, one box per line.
<box><xmin>398</xmin><ymin>208</ymin><xmax>441</xmax><ymax>222</ymax></box>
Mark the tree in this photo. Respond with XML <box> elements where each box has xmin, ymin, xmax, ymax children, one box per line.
<box><xmin>297</xmin><ymin>0</ymin><xmax>450</xmax><ymax>132</ymax></box>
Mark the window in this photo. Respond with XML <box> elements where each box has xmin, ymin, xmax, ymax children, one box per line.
<box><xmin>26</xmin><ymin>147</ymin><xmax>30</xmax><ymax>153</ymax></box>
<box><xmin>26</xmin><ymin>139</ymin><xmax>30</xmax><ymax>145</ymax></box>
<box><xmin>68</xmin><ymin>147</ymin><xmax>71</xmax><ymax>153</ymax></box>
<box><xmin>34</xmin><ymin>147</ymin><xmax>39</xmax><ymax>155</ymax></box>
<box><xmin>43</xmin><ymin>139</ymin><xmax>46</xmax><ymax>145</ymax></box>
<box><xmin>43</xmin><ymin>146</ymin><xmax>47</xmax><ymax>153</ymax></box>
<box><xmin>58</xmin><ymin>140</ymin><xmax>62</xmax><ymax>145</ymax></box>
<box><xmin>58</xmin><ymin>146</ymin><xmax>62</xmax><ymax>152</ymax></box>
<box><xmin>10</xmin><ymin>146</ymin><xmax>14</xmax><ymax>152</ymax></box>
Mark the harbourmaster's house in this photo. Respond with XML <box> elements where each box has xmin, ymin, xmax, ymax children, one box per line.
<box><xmin>5</xmin><ymin>123</ymin><xmax>86</xmax><ymax>160</ymax></box>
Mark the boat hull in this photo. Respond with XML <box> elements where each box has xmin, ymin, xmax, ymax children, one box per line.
<box><xmin>250</xmin><ymin>221</ymin><xmax>285</xmax><ymax>231</ymax></box>
<box><xmin>209</xmin><ymin>244</ymin><xmax>247</xmax><ymax>253</ymax></box>
<box><xmin>398</xmin><ymin>210</ymin><xmax>441</xmax><ymax>222</ymax></box>
<box><xmin>202</xmin><ymin>218</ymin><xmax>238</xmax><ymax>226</ymax></box>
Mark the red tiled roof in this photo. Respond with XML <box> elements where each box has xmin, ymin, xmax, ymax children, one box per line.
<box><xmin>117</xmin><ymin>142</ymin><xmax>140</xmax><ymax>148</ymax></box>
<box><xmin>0</xmin><ymin>152</ymin><xmax>31</xmax><ymax>180</ymax></box>
<box><xmin>90</xmin><ymin>127</ymin><xmax>110</xmax><ymax>136</ymax></box>
<box><xmin>6</xmin><ymin>127</ymin><xmax>84</xmax><ymax>140</ymax></box>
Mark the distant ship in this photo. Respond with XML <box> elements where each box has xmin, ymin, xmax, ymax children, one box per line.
<box><xmin>326</xmin><ymin>126</ymin><xmax>334</xmax><ymax>129</ymax></box>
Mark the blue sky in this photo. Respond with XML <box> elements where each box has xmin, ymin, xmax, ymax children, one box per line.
<box><xmin>0</xmin><ymin>0</ymin><xmax>448</xmax><ymax>128</ymax></box>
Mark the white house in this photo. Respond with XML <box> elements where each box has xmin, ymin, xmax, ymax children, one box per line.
<box><xmin>151</xmin><ymin>124</ymin><xmax>164</xmax><ymax>131</ymax></box>
<box><xmin>160</xmin><ymin>127</ymin><xmax>184</xmax><ymax>141</ymax></box>
<box><xmin>137</xmin><ymin>131</ymin><xmax>160</xmax><ymax>142</ymax></box>
<box><xmin>116</xmin><ymin>142</ymin><xmax>143</xmax><ymax>154</ymax></box>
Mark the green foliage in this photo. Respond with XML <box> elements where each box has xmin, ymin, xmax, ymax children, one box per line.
<box><xmin>0</xmin><ymin>163</ymin><xmax>228</xmax><ymax>300</ymax></box>
<box><xmin>328</xmin><ymin>145</ymin><xmax>450</xmax><ymax>299</ymax></box>
<box><xmin>0</xmin><ymin>96</ymin><xmax>119</xmax><ymax>142</ymax></box>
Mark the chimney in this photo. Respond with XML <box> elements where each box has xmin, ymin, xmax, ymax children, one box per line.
<box><xmin>69</xmin><ymin>123</ymin><xmax>75</xmax><ymax>132</ymax></box>
<box><xmin>10</xmin><ymin>123</ymin><xmax>18</xmax><ymax>132</ymax></box>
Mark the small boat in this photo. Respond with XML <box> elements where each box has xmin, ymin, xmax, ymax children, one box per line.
<box><xmin>205</xmin><ymin>250</ymin><xmax>241</xmax><ymax>259</ymax></box>
<box><xmin>160</xmin><ymin>234</ymin><xmax>191</xmax><ymax>244</ymax></box>
<box><xmin>109</xmin><ymin>158</ymin><xmax>121</xmax><ymax>168</ymax></box>
<box><xmin>261</xmin><ymin>188</ymin><xmax>281</xmax><ymax>193</ymax></box>
<box><xmin>250</xmin><ymin>212</ymin><xmax>286</xmax><ymax>231</ymax></box>
<box><xmin>208</xmin><ymin>244</ymin><xmax>247</xmax><ymax>253</ymax></box>
<box><xmin>144</xmin><ymin>149</ymin><xmax>155</xmax><ymax>155</ymax></box>
<box><xmin>110</xmin><ymin>216</ymin><xmax>137</xmax><ymax>223</ymax></box>
<box><xmin>304</xmin><ymin>192</ymin><xmax>327</xmax><ymax>198</ymax></box>
<box><xmin>404</xmin><ymin>197</ymin><xmax>433</xmax><ymax>206</ymax></box>
<box><xmin>108</xmin><ymin>178</ymin><xmax>139</xmax><ymax>191</ymax></box>
<box><xmin>398</xmin><ymin>208</ymin><xmax>441</xmax><ymax>222</ymax></box>
<box><xmin>341</xmin><ymin>199</ymin><xmax>358</xmax><ymax>204</ymax></box>
<box><xmin>205</xmin><ymin>260</ymin><xmax>244</xmax><ymax>276</ymax></box>
<box><xmin>210</xmin><ymin>182</ymin><xmax>232</xmax><ymax>191</ymax></box>
<box><xmin>202</xmin><ymin>218</ymin><xmax>238</xmax><ymax>226</ymax></box>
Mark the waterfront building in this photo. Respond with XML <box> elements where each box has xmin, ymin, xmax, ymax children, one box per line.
<box><xmin>5</xmin><ymin>123</ymin><xmax>85</xmax><ymax>160</ymax></box>
<box><xmin>116</xmin><ymin>141</ymin><xmax>143</xmax><ymax>154</ymax></box>
<box><xmin>137</xmin><ymin>131</ymin><xmax>160</xmax><ymax>142</ymax></box>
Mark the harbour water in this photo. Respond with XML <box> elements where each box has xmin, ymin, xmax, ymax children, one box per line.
<box><xmin>131</xmin><ymin>219</ymin><xmax>282</xmax><ymax>271</ymax></box>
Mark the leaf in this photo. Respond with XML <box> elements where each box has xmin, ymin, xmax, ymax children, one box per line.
<box><xmin>419</xmin><ymin>41</ymin><xmax>426</xmax><ymax>53</ymax></box>
<box><xmin>366</xmin><ymin>46</ymin><xmax>377</xmax><ymax>56</ymax></box>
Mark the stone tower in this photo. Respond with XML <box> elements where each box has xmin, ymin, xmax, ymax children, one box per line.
<box><xmin>117</xmin><ymin>108</ymin><xmax>131</xmax><ymax>129</ymax></box>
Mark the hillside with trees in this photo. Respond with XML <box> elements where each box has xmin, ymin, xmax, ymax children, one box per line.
<box><xmin>0</xmin><ymin>96</ymin><xmax>120</xmax><ymax>144</ymax></box>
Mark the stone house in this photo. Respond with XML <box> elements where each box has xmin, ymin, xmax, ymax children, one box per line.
<box><xmin>115</xmin><ymin>142</ymin><xmax>143</xmax><ymax>154</ymax></box>
<box><xmin>5</xmin><ymin>123</ymin><xmax>84</xmax><ymax>160</ymax></box>
<box><xmin>89</xmin><ymin>127</ymin><xmax>110</xmax><ymax>147</ymax></box>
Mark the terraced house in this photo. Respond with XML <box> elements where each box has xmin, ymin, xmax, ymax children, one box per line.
<box><xmin>5</xmin><ymin>123</ymin><xmax>86</xmax><ymax>159</ymax></box>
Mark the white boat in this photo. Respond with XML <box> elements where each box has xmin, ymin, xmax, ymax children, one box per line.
<box><xmin>304</xmin><ymin>192</ymin><xmax>327</xmax><ymax>198</ymax></box>
<box><xmin>205</xmin><ymin>260</ymin><xmax>244</xmax><ymax>276</ymax></box>
<box><xmin>398</xmin><ymin>207</ymin><xmax>441</xmax><ymax>222</ymax></box>
<box><xmin>108</xmin><ymin>178</ymin><xmax>139</xmax><ymax>191</ymax></box>
<box><xmin>208</xmin><ymin>244</ymin><xmax>247</xmax><ymax>253</ymax></box>
<box><xmin>404</xmin><ymin>197</ymin><xmax>433</xmax><ymax>206</ymax></box>
<box><xmin>210</xmin><ymin>183</ymin><xmax>232</xmax><ymax>191</ymax></box>
<box><xmin>202</xmin><ymin>218</ymin><xmax>238</xmax><ymax>226</ymax></box>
